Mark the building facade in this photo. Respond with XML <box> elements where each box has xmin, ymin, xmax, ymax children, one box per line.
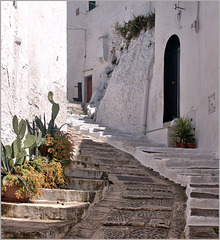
<box><xmin>1</xmin><ymin>1</ymin><xmax>67</xmax><ymax>144</ymax></box>
<box><xmin>70</xmin><ymin>1</ymin><xmax>219</xmax><ymax>154</ymax></box>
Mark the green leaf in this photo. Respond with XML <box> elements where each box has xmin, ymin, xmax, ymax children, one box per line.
<box><xmin>15</xmin><ymin>150</ymin><xmax>27</xmax><ymax>165</ymax></box>
<box><xmin>1</xmin><ymin>143</ymin><xmax>9</xmax><ymax>172</ymax></box>
<box><xmin>48</xmin><ymin>91</ymin><xmax>54</xmax><ymax>104</ymax></box>
<box><xmin>13</xmin><ymin>115</ymin><xmax>19</xmax><ymax>135</ymax></box>
<box><xmin>18</xmin><ymin>119</ymin><xmax>26</xmax><ymax>139</ymax></box>
<box><xmin>16</xmin><ymin>136</ymin><xmax>22</xmax><ymax>152</ymax></box>
<box><xmin>8</xmin><ymin>158</ymin><xmax>14</xmax><ymax>171</ymax></box>
<box><xmin>56</xmin><ymin>159</ymin><xmax>71</xmax><ymax>165</ymax></box>
<box><xmin>12</xmin><ymin>139</ymin><xmax>18</xmax><ymax>158</ymax></box>
<box><xmin>35</xmin><ymin>116</ymin><xmax>45</xmax><ymax>133</ymax></box>
<box><xmin>23</xmin><ymin>134</ymin><xmax>36</xmax><ymax>148</ymax></box>
<box><xmin>17</xmin><ymin>176</ymin><xmax>30</xmax><ymax>191</ymax></box>
<box><xmin>52</xmin><ymin>103</ymin><xmax>59</xmax><ymax>120</ymax></box>
<box><xmin>5</xmin><ymin>145</ymin><xmax>12</xmax><ymax>159</ymax></box>
<box><xmin>2</xmin><ymin>175</ymin><xmax>8</xmax><ymax>186</ymax></box>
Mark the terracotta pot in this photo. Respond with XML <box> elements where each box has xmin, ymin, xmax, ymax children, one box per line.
<box><xmin>2</xmin><ymin>185</ymin><xmax>30</xmax><ymax>203</ymax></box>
<box><xmin>39</xmin><ymin>145</ymin><xmax>49</xmax><ymax>156</ymax></box>
<box><xmin>187</xmin><ymin>142</ymin><xmax>196</xmax><ymax>148</ymax></box>
<box><xmin>179</xmin><ymin>143</ymin><xmax>186</xmax><ymax>148</ymax></box>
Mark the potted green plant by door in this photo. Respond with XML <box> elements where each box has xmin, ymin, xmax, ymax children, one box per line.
<box><xmin>169</xmin><ymin>116</ymin><xmax>196</xmax><ymax>148</ymax></box>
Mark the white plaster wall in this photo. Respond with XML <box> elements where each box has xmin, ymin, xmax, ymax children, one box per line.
<box><xmin>67</xmin><ymin>1</ymin><xmax>218</xmax><ymax>154</ymax></box>
<box><xmin>96</xmin><ymin>29</ymin><xmax>155</xmax><ymax>134</ymax></box>
<box><xmin>1</xmin><ymin>1</ymin><xmax>67</xmax><ymax>145</ymax></box>
<box><xmin>147</xmin><ymin>1</ymin><xmax>219</xmax><ymax>153</ymax></box>
<box><xmin>67</xmin><ymin>1</ymin><xmax>155</xmax><ymax>103</ymax></box>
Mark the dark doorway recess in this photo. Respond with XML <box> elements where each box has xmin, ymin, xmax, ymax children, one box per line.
<box><xmin>86</xmin><ymin>76</ymin><xmax>92</xmax><ymax>103</ymax></box>
<box><xmin>73</xmin><ymin>82</ymin><xmax>82</xmax><ymax>102</ymax></box>
<box><xmin>163</xmin><ymin>35</ymin><xmax>180</xmax><ymax>123</ymax></box>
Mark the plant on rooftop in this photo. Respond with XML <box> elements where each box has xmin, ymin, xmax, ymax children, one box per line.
<box><xmin>115</xmin><ymin>12</ymin><xmax>155</xmax><ymax>47</ymax></box>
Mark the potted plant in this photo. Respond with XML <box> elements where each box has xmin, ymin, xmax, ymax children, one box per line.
<box><xmin>186</xmin><ymin>136</ymin><xmax>196</xmax><ymax>148</ymax></box>
<box><xmin>26</xmin><ymin>91</ymin><xmax>71</xmax><ymax>157</ymax></box>
<box><xmin>169</xmin><ymin>116</ymin><xmax>195</xmax><ymax>148</ymax></box>
<box><xmin>1</xmin><ymin>116</ymin><xmax>44</xmax><ymax>202</ymax></box>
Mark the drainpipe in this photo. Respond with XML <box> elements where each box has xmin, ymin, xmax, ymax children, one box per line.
<box><xmin>142</xmin><ymin>49</ymin><xmax>155</xmax><ymax>135</ymax></box>
<box><xmin>191</xmin><ymin>1</ymin><xmax>199</xmax><ymax>33</ymax></box>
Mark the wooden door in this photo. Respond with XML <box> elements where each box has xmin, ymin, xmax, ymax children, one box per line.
<box><xmin>163</xmin><ymin>35</ymin><xmax>180</xmax><ymax>123</ymax></box>
<box><xmin>87</xmin><ymin>77</ymin><xmax>92</xmax><ymax>103</ymax></box>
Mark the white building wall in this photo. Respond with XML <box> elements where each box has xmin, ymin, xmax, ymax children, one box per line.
<box><xmin>1</xmin><ymin>1</ymin><xmax>67</xmax><ymax>144</ymax></box>
<box><xmin>147</xmin><ymin>1</ymin><xmax>219</xmax><ymax>153</ymax></box>
<box><xmin>67</xmin><ymin>1</ymin><xmax>219</xmax><ymax>154</ymax></box>
<box><xmin>67</xmin><ymin>1</ymin><xmax>155</xmax><ymax>103</ymax></box>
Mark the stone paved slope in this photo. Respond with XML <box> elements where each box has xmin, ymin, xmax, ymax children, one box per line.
<box><xmin>67</xmin><ymin>113</ymin><xmax>219</xmax><ymax>239</ymax></box>
<box><xmin>65</xmin><ymin>128</ymin><xmax>187</xmax><ymax>239</ymax></box>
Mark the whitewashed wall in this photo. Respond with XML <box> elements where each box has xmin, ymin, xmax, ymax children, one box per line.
<box><xmin>1</xmin><ymin>1</ymin><xmax>67</xmax><ymax>144</ymax></box>
<box><xmin>67</xmin><ymin>1</ymin><xmax>219</xmax><ymax>154</ymax></box>
<box><xmin>146</xmin><ymin>1</ymin><xmax>219</xmax><ymax>153</ymax></box>
<box><xmin>67</xmin><ymin>1</ymin><xmax>155</xmax><ymax>103</ymax></box>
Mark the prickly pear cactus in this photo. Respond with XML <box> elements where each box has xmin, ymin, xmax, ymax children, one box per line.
<box><xmin>18</xmin><ymin>119</ymin><xmax>26</xmax><ymax>139</ymax></box>
<box><xmin>48</xmin><ymin>91</ymin><xmax>60</xmax><ymax>120</ymax></box>
<box><xmin>12</xmin><ymin>115</ymin><xmax>26</xmax><ymax>139</ymax></box>
<box><xmin>52</xmin><ymin>103</ymin><xmax>59</xmax><ymax>120</ymax></box>
<box><xmin>13</xmin><ymin>115</ymin><xmax>19</xmax><ymax>135</ymax></box>
<box><xmin>48</xmin><ymin>91</ymin><xmax>55</xmax><ymax>104</ymax></box>
<box><xmin>23</xmin><ymin>134</ymin><xmax>36</xmax><ymax>149</ymax></box>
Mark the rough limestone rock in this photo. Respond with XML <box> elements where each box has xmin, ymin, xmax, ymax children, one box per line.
<box><xmin>96</xmin><ymin>29</ymin><xmax>155</xmax><ymax>134</ymax></box>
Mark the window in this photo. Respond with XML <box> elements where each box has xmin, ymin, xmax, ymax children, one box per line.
<box><xmin>89</xmin><ymin>1</ymin><xmax>96</xmax><ymax>11</ymax></box>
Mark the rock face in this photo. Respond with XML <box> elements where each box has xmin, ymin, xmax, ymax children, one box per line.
<box><xmin>95</xmin><ymin>29</ymin><xmax>155</xmax><ymax>134</ymax></box>
<box><xmin>1</xmin><ymin>1</ymin><xmax>67</xmax><ymax>144</ymax></box>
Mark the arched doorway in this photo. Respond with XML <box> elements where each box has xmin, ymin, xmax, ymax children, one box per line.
<box><xmin>163</xmin><ymin>35</ymin><xmax>180</xmax><ymax>123</ymax></box>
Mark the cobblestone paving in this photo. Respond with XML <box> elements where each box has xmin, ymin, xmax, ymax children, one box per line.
<box><xmin>65</xmin><ymin>129</ymin><xmax>187</xmax><ymax>239</ymax></box>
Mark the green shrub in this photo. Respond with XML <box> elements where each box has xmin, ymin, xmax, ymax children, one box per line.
<box><xmin>115</xmin><ymin>12</ymin><xmax>155</xmax><ymax>47</ymax></box>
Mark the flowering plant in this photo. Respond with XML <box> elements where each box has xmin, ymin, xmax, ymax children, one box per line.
<box><xmin>44</xmin><ymin>131</ymin><xmax>74</xmax><ymax>164</ymax></box>
<box><xmin>29</xmin><ymin>157</ymin><xmax>69</xmax><ymax>189</ymax></box>
<box><xmin>1</xmin><ymin>164</ymin><xmax>44</xmax><ymax>201</ymax></box>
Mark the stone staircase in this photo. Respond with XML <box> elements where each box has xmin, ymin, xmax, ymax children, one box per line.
<box><xmin>67</xmin><ymin>112</ymin><xmax>219</xmax><ymax>238</ymax></box>
<box><xmin>1</xmin><ymin>131</ymin><xmax>110</xmax><ymax>239</ymax></box>
<box><xmin>67</xmin><ymin>102</ymin><xmax>85</xmax><ymax>115</ymax></box>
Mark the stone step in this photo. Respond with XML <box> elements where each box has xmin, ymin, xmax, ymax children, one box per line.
<box><xmin>187</xmin><ymin>215</ymin><xmax>219</xmax><ymax>227</ymax></box>
<box><xmin>188</xmin><ymin>198</ymin><xmax>219</xmax><ymax>210</ymax></box>
<box><xmin>142</xmin><ymin>146</ymin><xmax>215</xmax><ymax>156</ymax></box>
<box><xmin>186</xmin><ymin>226</ymin><xmax>219</xmax><ymax>239</ymax></box>
<box><xmin>67</xmin><ymin>103</ymin><xmax>84</xmax><ymax>115</ymax></box>
<box><xmin>70</xmin><ymin>160</ymin><xmax>101</xmax><ymax>170</ymax></box>
<box><xmin>190</xmin><ymin>187</ymin><xmax>219</xmax><ymax>196</ymax></box>
<box><xmin>1</xmin><ymin>217</ymin><xmax>73</xmax><ymax>239</ymax></box>
<box><xmin>190</xmin><ymin>183</ymin><xmax>219</xmax><ymax>188</ymax></box>
<box><xmin>144</xmin><ymin>151</ymin><xmax>216</xmax><ymax>160</ymax></box>
<box><xmin>66</xmin><ymin>178</ymin><xmax>109</xmax><ymax>191</ymax></box>
<box><xmin>190</xmin><ymin>176</ymin><xmax>219</xmax><ymax>184</ymax></box>
<box><xmin>175</xmin><ymin>168</ymin><xmax>219</xmax><ymax>176</ymax></box>
<box><xmin>190</xmin><ymin>208</ymin><xmax>219</xmax><ymax>218</ymax></box>
<box><xmin>65</xmin><ymin>168</ymin><xmax>108</xmax><ymax>180</ymax></box>
<box><xmin>165</xmin><ymin>159</ymin><xmax>219</xmax><ymax>169</ymax></box>
<box><xmin>1</xmin><ymin>201</ymin><xmax>90</xmax><ymax>221</ymax></box>
<box><xmin>190</xmin><ymin>191</ymin><xmax>219</xmax><ymax>199</ymax></box>
<box><xmin>37</xmin><ymin>188</ymin><xmax>99</xmax><ymax>203</ymax></box>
